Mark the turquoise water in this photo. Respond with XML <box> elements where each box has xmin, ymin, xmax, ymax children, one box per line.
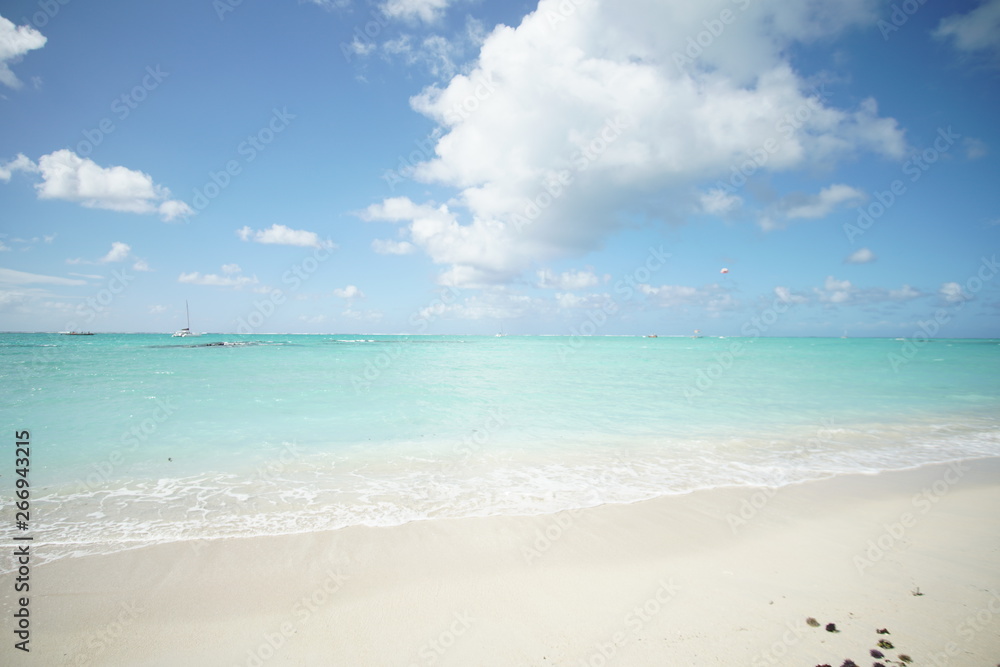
<box><xmin>3</xmin><ymin>333</ymin><xmax>999</xmax><ymax>567</ymax></box>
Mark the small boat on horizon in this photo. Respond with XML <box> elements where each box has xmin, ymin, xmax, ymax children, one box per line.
<box><xmin>61</xmin><ymin>331</ymin><xmax>94</xmax><ymax>335</ymax></box>
<box><xmin>172</xmin><ymin>301</ymin><xmax>199</xmax><ymax>337</ymax></box>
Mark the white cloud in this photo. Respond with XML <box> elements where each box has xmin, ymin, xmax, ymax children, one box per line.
<box><xmin>699</xmin><ymin>188</ymin><xmax>743</xmax><ymax>215</ymax></box>
<box><xmin>934</xmin><ymin>0</ymin><xmax>1000</xmax><ymax>62</ymax></box>
<box><xmin>759</xmin><ymin>184</ymin><xmax>866</xmax><ymax>230</ymax></box>
<box><xmin>0</xmin><ymin>16</ymin><xmax>46</xmax><ymax>89</ymax></box>
<box><xmin>0</xmin><ymin>153</ymin><xmax>38</xmax><ymax>180</ymax></box>
<box><xmin>639</xmin><ymin>283</ymin><xmax>737</xmax><ymax>312</ymax></box>
<box><xmin>963</xmin><ymin>137</ymin><xmax>988</xmax><ymax>160</ymax></box>
<box><xmin>133</xmin><ymin>259</ymin><xmax>151</xmax><ymax>272</ymax></box>
<box><xmin>939</xmin><ymin>281</ymin><xmax>968</xmax><ymax>303</ymax></box>
<box><xmin>236</xmin><ymin>224</ymin><xmax>335</xmax><ymax>249</ymax></box>
<box><xmin>148</xmin><ymin>305</ymin><xmax>167</xmax><ymax>314</ymax></box>
<box><xmin>367</xmin><ymin>0</ymin><xmax>905</xmax><ymax>286</ymax></box>
<box><xmin>381</xmin><ymin>0</ymin><xmax>455</xmax><ymax>23</ymax></box>
<box><xmin>888</xmin><ymin>285</ymin><xmax>921</xmax><ymax>300</ymax></box>
<box><xmin>844</xmin><ymin>247</ymin><xmax>876</xmax><ymax>264</ymax></box>
<box><xmin>100</xmin><ymin>242</ymin><xmax>131</xmax><ymax>263</ymax></box>
<box><xmin>371</xmin><ymin>238</ymin><xmax>415</xmax><ymax>255</ymax></box>
<box><xmin>0</xmin><ymin>267</ymin><xmax>86</xmax><ymax>286</ymax></box>
<box><xmin>536</xmin><ymin>268</ymin><xmax>600</xmax><ymax>290</ymax></box>
<box><xmin>816</xmin><ymin>276</ymin><xmax>854</xmax><ymax>303</ymax></box>
<box><xmin>158</xmin><ymin>199</ymin><xmax>195</xmax><ymax>222</ymax></box>
<box><xmin>1</xmin><ymin>150</ymin><xmax>190</xmax><ymax>221</ymax></box>
<box><xmin>333</xmin><ymin>285</ymin><xmax>365</xmax><ymax>299</ymax></box>
<box><xmin>774</xmin><ymin>286</ymin><xmax>809</xmax><ymax>304</ymax></box>
<box><xmin>178</xmin><ymin>266</ymin><xmax>258</xmax><ymax>289</ymax></box>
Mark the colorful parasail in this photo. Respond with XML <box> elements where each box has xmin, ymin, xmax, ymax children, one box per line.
<box><xmin>720</xmin><ymin>268</ymin><xmax>729</xmax><ymax>274</ymax></box>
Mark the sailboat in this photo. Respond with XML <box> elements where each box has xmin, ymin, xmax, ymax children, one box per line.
<box><xmin>495</xmin><ymin>322</ymin><xmax>506</xmax><ymax>337</ymax></box>
<box><xmin>172</xmin><ymin>301</ymin><xmax>199</xmax><ymax>337</ymax></box>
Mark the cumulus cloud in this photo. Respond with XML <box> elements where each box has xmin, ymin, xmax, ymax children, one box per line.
<box><xmin>759</xmin><ymin>184</ymin><xmax>866</xmax><ymax>230</ymax></box>
<box><xmin>365</xmin><ymin>0</ymin><xmax>906</xmax><ymax>286</ymax></box>
<box><xmin>888</xmin><ymin>284</ymin><xmax>921</xmax><ymax>300</ymax></box>
<box><xmin>939</xmin><ymin>281</ymin><xmax>968</xmax><ymax>303</ymax></box>
<box><xmin>381</xmin><ymin>0</ymin><xmax>456</xmax><ymax>23</ymax></box>
<box><xmin>0</xmin><ymin>150</ymin><xmax>191</xmax><ymax>221</ymax></box>
<box><xmin>699</xmin><ymin>188</ymin><xmax>743</xmax><ymax>215</ymax></box>
<box><xmin>0</xmin><ymin>16</ymin><xmax>46</xmax><ymax>89</ymax></box>
<box><xmin>774</xmin><ymin>286</ymin><xmax>809</xmax><ymax>304</ymax></box>
<box><xmin>333</xmin><ymin>285</ymin><xmax>365</xmax><ymax>299</ymax></box>
<box><xmin>100</xmin><ymin>242</ymin><xmax>132</xmax><ymax>264</ymax></box>
<box><xmin>934</xmin><ymin>0</ymin><xmax>1000</xmax><ymax>63</ymax></box>
<box><xmin>0</xmin><ymin>267</ymin><xmax>86</xmax><ymax>286</ymax></box>
<box><xmin>0</xmin><ymin>153</ymin><xmax>38</xmax><ymax>180</ymax></box>
<box><xmin>639</xmin><ymin>283</ymin><xmax>737</xmax><ymax>312</ymax></box>
<box><xmin>844</xmin><ymin>247</ymin><xmax>876</xmax><ymax>264</ymax></box>
<box><xmin>236</xmin><ymin>224</ymin><xmax>335</xmax><ymax>249</ymax></box>
<box><xmin>536</xmin><ymin>268</ymin><xmax>600</xmax><ymax>290</ymax></box>
<box><xmin>178</xmin><ymin>266</ymin><xmax>258</xmax><ymax>289</ymax></box>
<box><xmin>817</xmin><ymin>276</ymin><xmax>854</xmax><ymax>303</ymax></box>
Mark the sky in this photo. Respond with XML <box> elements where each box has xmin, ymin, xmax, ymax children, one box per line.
<box><xmin>0</xmin><ymin>0</ymin><xmax>998</xmax><ymax>336</ymax></box>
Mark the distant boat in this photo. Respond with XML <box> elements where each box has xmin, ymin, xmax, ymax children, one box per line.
<box><xmin>61</xmin><ymin>331</ymin><xmax>94</xmax><ymax>335</ymax></box>
<box><xmin>645</xmin><ymin>334</ymin><xmax>657</xmax><ymax>338</ymax></box>
<box><xmin>172</xmin><ymin>301</ymin><xmax>199</xmax><ymax>337</ymax></box>
<box><xmin>692</xmin><ymin>329</ymin><xmax>703</xmax><ymax>339</ymax></box>
<box><xmin>495</xmin><ymin>322</ymin><xmax>506</xmax><ymax>337</ymax></box>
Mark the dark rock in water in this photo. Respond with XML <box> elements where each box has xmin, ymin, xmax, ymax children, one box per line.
<box><xmin>826</xmin><ymin>622</ymin><xmax>838</xmax><ymax>632</ymax></box>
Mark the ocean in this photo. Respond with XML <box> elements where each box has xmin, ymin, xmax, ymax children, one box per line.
<box><xmin>3</xmin><ymin>333</ymin><xmax>999</xmax><ymax>570</ymax></box>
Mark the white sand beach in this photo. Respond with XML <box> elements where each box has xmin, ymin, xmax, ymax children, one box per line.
<box><xmin>15</xmin><ymin>458</ymin><xmax>1000</xmax><ymax>666</ymax></box>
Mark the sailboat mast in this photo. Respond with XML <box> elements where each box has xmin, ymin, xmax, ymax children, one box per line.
<box><xmin>186</xmin><ymin>300</ymin><xmax>190</xmax><ymax>329</ymax></box>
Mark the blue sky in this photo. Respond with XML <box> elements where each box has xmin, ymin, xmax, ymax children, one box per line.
<box><xmin>1</xmin><ymin>0</ymin><xmax>998</xmax><ymax>336</ymax></box>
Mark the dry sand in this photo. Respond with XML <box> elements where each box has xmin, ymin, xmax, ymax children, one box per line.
<box><xmin>6</xmin><ymin>458</ymin><xmax>1000</xmax><ymax>666</ymax></box>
